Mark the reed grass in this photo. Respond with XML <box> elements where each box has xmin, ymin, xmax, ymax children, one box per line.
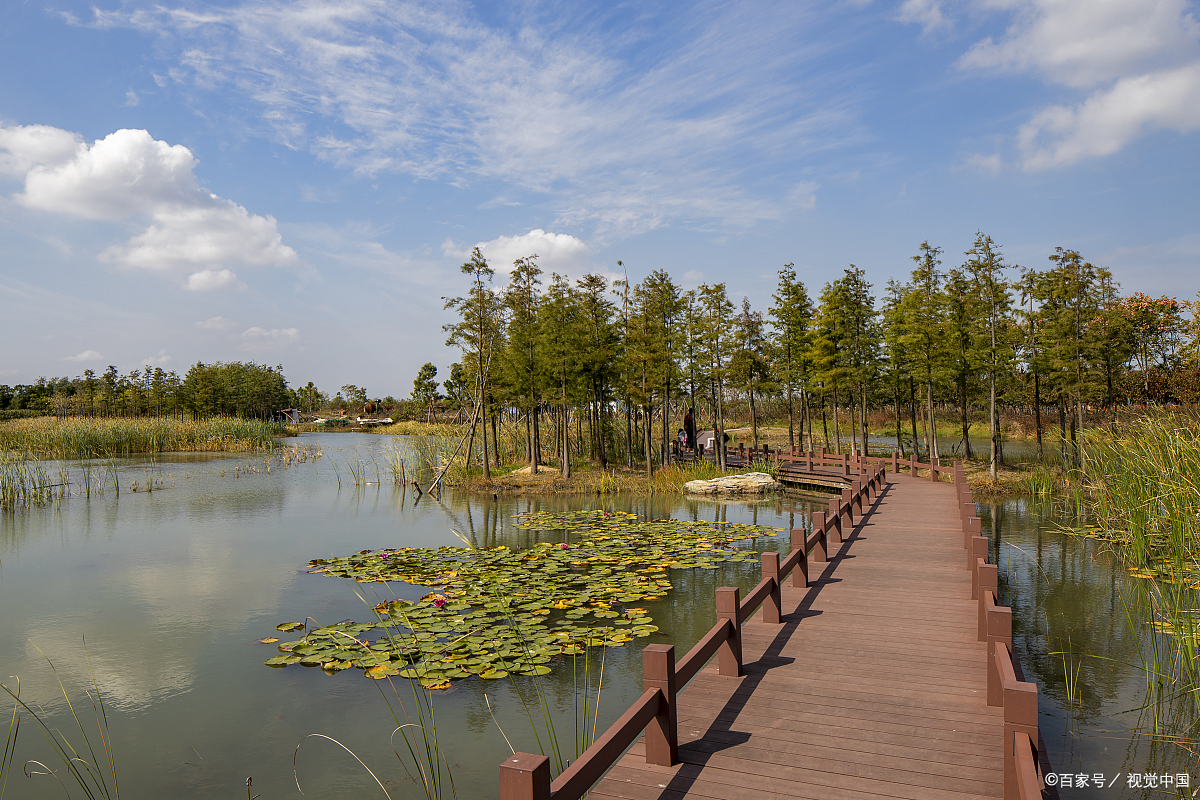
<box><xmin>0</xmin><ymin>452</ymin><xmax>71</xmax><ymax>510</ymax></box>
<box><xmin>1022</xmin><ymin>465</ymin><xmax>1055</xmax><ymax>498</ymax></box>
<box><xmin>1085</xmin><ymin>410</ymin><xmax>1200</xmax><ymax>691</ymax></box>
<box><xmin>0</xmin><ymin>641</ymin><xmax>119</xmax><ymax>800</ymax></box>
<box><xmin>648</xmin><ymin>459</ymin><xmax>727</xmax><ymax>493</ymax></box>
<box><xmin>373</xmin><ymin>421</ymin><xmax>465</xmax><ymax>438</ymax></box>
<box><xmin>0</xmin><ymin>416</ymin><xmax>286</xmax><ymax>459</ymax></box>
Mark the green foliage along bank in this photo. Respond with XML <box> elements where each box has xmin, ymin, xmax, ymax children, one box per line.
<box><xmin>0</xmin><ymin>415</ymin><xmax>287</xmax><ymax>458</ymax></box>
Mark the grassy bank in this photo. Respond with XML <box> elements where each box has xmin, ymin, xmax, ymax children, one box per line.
<box><xmin>372</xmin><ymin>420</ymin><xmax>465</xmax><ymax>437</ymax></box>
<box><xmin>440</xmin><ymin>458</ymin><xmax>780</xmax><ymax>496</ymax></box>
<box><xmin>0</xmin><ymin>415</ymin><xmax>288</xmax><ymax>458</ymax></box>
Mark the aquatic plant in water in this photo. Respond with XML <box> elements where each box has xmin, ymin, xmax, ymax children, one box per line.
<box><xmin>265</xmin><ymin>511</ymin><xmax>779</xmax><ymax>689</ymax></box>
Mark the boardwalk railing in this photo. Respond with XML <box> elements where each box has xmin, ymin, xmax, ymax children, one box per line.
<box><xmin>498</xmin><ymin>465</ymin><xmax>888</xmax><ymax>800</ymax></box>
<box><xmin>956</xmin><ymin>461</ymin><xmax>1043</xmax><ymax>800</ymax></box>
<box><xmin>775</xmin><ymin>448</ymin><xmax>957</xmax><ymax>482</ymax></box>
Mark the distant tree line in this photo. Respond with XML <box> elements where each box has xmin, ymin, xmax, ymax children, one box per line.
<box><xmin>438</xmin><ymin>238</ymin><xmax>1200</xmax><ymax>478</ymax></box>
<box><xmin>1</xmin><ymin>362</ymin><xmax>293</xmax><ymax>420</ymax></box>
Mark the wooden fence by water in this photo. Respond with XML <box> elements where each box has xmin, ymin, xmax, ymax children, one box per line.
<box><xmin>497</xmin><ymin>456</ymin><xmax>1045</xmax><ymax>800</ymax></box>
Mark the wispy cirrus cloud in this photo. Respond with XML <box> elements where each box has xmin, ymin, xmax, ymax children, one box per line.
<box><xmin>86</xmin><ymin>0</ymin><xmax>857</xmax><ymax>238</ymax></box>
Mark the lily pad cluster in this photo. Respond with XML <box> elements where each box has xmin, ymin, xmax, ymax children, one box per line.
<box><xmin>266</xmin><ymin>510</ymin><xmax>780</xmax><ymax>688</ymax></box>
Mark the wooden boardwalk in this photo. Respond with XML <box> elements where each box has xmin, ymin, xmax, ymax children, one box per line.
<box><xmin>591</xmin><ymin>471</ymin><xmax>1004</xmax><ymax>800</ymax></box>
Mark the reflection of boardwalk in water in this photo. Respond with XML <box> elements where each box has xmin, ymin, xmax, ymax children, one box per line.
<box><xmin>586</xmin><ymin>470</ymin><xmax>1007</xmax><ymax>800</ymax></box>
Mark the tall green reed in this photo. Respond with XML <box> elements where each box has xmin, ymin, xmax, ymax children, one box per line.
<box><xmin>0</xmin><ymin>641</ymin><xmax>119</xmax><ymax>800</ymax></box>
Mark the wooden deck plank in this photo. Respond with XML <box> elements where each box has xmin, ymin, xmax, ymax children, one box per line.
<box><xmin>589</xmin><ymin>471</ymin><xmax>1003</xmax><ymax>800</ymax></box>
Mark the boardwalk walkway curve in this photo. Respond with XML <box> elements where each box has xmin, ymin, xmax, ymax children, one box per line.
<box><xmin>498</xmin><ymin>456</ymin><xmax>1044</xmax><ymax>800</ymax></box>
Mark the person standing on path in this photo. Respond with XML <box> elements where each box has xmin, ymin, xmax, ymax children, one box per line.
<box><xmin>684</xmin><ymin>407</ymin><xmax>696</xmax><ymax>450</ymax></box>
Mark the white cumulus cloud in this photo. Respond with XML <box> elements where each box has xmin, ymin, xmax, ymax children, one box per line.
<box><xmin>0</xmin><ymin>125</ymin><xmax>297</xmax><ymax>272</ymax></box>
<box><xmin>449</xmin><ymin>229</ymin><xmax>595</xmax><ymax>279</ymax></box>
<box><xmin>184</xmin><ymin>269</ymin><xmax>246</xmax><ymax>291</ymax></box>
<box><xmin>959</xmin><ymin>0</ymin><xmax>1200</xmax><ymax>169</ymax></box>
<box><xmin>0</xmin><ymin>125</ymin><xmax>80</xmax><ymax>177</ymax></box>
<box><xmin>61</xmin><ymin>350</ymin><xmax>102</xmax><ymax>362</ymax></box>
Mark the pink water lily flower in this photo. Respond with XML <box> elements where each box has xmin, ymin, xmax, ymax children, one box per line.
<box><xmin>432</xmin><ymin>597</ymin><xmax>446</xmax><ymax>608</ymax></box>
<box><xmin>560</xmin><ymin>543</ymin><xmax>570</xmax><ymax>549</ymax></box>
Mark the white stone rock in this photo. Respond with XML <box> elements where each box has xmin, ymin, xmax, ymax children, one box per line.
<box><xmin>683</xmin><ymin>472</ymin><xmax>779</xmax><ymax>495</ymax></box>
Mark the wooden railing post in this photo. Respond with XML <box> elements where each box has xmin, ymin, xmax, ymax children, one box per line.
<box><xmin>851</xmin><ymin>480</ymin><xmax>863</xmax><ymax>516</ymax></box>
<box><xmin>841</xmin><ymin>488</ymin><xmax>854</xmax><ymax>526</ymax></box>
<box><xmin>965</xmin><ymin>515</ymin><xmax>981</xmax><ymax>549</ymax></box>
<box><xmin>976</xmin><ymin>560</ymin><xmax>998</xmax><ymax>602</ymax></box>
<box><xmin>499</xmin><ymin>753</ymin><xmax>551</xmax><ymax>800</ymax></box>
<box><xmin>804</xmin><ymin>450</ymin><xmax>812</xmax><ymax>471</ymax></box>
<box><xmin>969</xmin><ymin>536</ymin><xmax>988</xmax><ymax>593</ymax></box>
<box><xmin>909</xmin><ymin>453</ymin><xmax>916</xmax><ymax>476</ymax></box>
<box><xmin>827</xmin><ymin>498</ymin><xmax>842</xmax><ymax>543</ymax></box>
<box><xmin>811</xmin><ymin>511</ymin><xmax>828</xmax><ymax>565</ymax></box>
<box><xmin>930</xmin><ymin>457</ymin><xmax>939</xmax><ymax>482</ymax></box>
<box><xmin>715</xmin><ymin>587</ymin><xmax>742</xmax><ymax>677</ymax></box>
<box><xmin>791</xmin><ymin>523</ymin><xmax>811</xmax><ymax>588</ymax></box>
<box><xmin>761</xmin><ymin>552</ymin><xmax>781</xmax><ymax>624</ymax></box>
<box><xmin>642</xmin><ymin>645</ymin><xmax>677</xmax><ymax>766</ymax></box>
<box><xmin>1014</xmin><ymin>732</ymin><xmax>1041</xmax><ymax>800</ymax></box>
<box><xmin>891</xmin><ymin>451</ymin><xmax>898</xmax><ymax>474</ymax></box>
<box><xmin>999</xmin><ymin>643</ymin><xmax>1039</xmax><ymax>800</ymax></box>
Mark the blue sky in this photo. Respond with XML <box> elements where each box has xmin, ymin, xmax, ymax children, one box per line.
<box><xmin>2</xmin><ymin>0</ymin><xmax>1198</xmax><ymax>397</ymax></box>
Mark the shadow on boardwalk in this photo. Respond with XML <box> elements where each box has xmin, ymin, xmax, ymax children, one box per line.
<box><xmin>594</xmin><ymin>475</ymin><xmax>1005</xmax><ymax>800</ymax></box>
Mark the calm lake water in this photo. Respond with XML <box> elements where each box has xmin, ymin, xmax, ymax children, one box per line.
<box><xmin>0</xmin><ymin>433</ymin><xmax>1191</xmax><ymax>798</ymax></box>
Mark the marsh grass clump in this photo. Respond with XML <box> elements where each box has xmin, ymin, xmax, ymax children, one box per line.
<box><xmin>0</xmin><ymin>452</ymin><xmax>70</xmax><ymax>510</ymax></box>
<box><xmin>0</xmin><ymin>416</ymin><xmax>287</xmax><ymax>459</ymax></box>
<box><xmin>1083</xmin><ymin>410</ymin><xmax>1200</xmax><ymax>690</ymax></box>
<box><xmin>648</xmin><ymin>460</ymin><xmax>726</xmax><ymax>492</ymax></box>
<box><xmin>373</xmin><ymin>421</ymin><xmax>465</xmax><ymax>438</ymax></box>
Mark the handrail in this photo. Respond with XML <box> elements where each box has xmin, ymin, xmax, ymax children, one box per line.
<box><xmin>961</xmin><ymin>471</ymin><xmax>1041</xmax><ymax>800</ymax></box>
<box><xmin>498</xmin><ymin>464</ymin><xmax>888</xmax><ymax>800</ymax></box>
<box><xmin>675</xmin><ymin>618</ymin><xmax>733</xmax><ymax>686</ymax></box>
<box><xmin>774</xmin><ymin>449</ymin><xmax>957</xmax><ymax>483</ymax></box>
<box><xmin>738</xmin><ymin>577</ymin><xmax>775</xmax><ymax>625</ymax></box>
<box><xmin>1014</xmin><ymin>732</ymin><xmax>1041</xmax><ymax>800</ymax></box>
<box><xmin>548</xmin><ymin>689</ymin><xmax>663</xmax><ymax>800</ymax></box>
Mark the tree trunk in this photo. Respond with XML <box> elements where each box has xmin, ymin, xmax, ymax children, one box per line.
<box><xmin>908</xmin><ymin>377</ymin><xmax>919</xmax><ymax>459</ymax></box>
<box><xmin>959</xmin><ymin>378</ymin><xmax>973</xmax><ymax>460</ymax></box>
<box><xmin>786</xmin><ymin>356</ymin><xmax>795</xmax><ymax>450</ymax></box>
<box><xmin>716</xmin><ymin>381</ymin><xmax>726</xmax><ymax>470</ymax></box>
<box><xmin>894</xmin><ymin>378</ymin><xmax>904</xmax><ymax>457</ymax></box>
<box><xmin>831</xmin><ymin>386</ymin><xmax>841</xmax><ymax>455</ymax></box>
<box><xmin>644</xmin><ymin>405</ymin><xmax>654</xmax><ymax>477</ymax></box>
<box><xmin>532</xmin><ymin>405</ymin><xmax>541</xmax><ymax>473</ymax></box>
<box><xmin>926</xmin><ymin>380</ymin><xmax>939</xmax><ymax>461</ymax></box>
<box><xmin>989</xmin><ymin>368</ymin><xmax>998</xmax><ymax>479</ymax></box>
<box><xmin>493</xmin><ymin>408</ymin><xmax>501</xmax><ymax>469</ymax></box>
<box><xmin>750</xmin><ymin>387</ymin><xmax>758</xmax><ymax>450</ymax></box>
<box><xmin>561</xmin><ymin>403</ymin><xmax>571</xmax><ymax>479</ymax></box>
<box><xmin>861</xmin><ymin>384</ymin><xmax>869</xmax><ymax>458</ymax></box>
<box><xmin>625</xmin><ymin>399</ymin><xmax>633</xmax><ymax>468</ymax></box>
<box><xmin>1034</xmin><ymin>371</ymin><xmax>1043</xmax><ymax>461</ymax></box>
<box><xmin>820</xmin><ymin>390</ymin><xmax>829</xmax><ymax>452</ymax></box>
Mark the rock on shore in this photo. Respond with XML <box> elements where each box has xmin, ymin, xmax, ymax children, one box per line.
<box><xmin>683</xmin><ymin>472</ymin><xmax>779</xmax><ymax>495</ymax></box>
